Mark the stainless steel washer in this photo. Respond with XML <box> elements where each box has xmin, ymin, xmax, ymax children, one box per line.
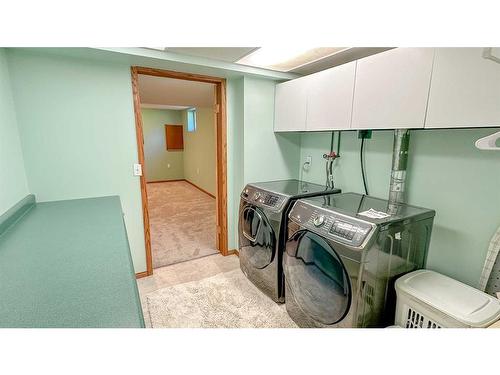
<box><xmin>284</xmin><ymin>192</ymin><xmax>435</xmax><ymax>327</ymax></box>
<box><xmin>238</xmin><ymin>179</ymin><xmax>340</xmax><ymax>303</ymax></box>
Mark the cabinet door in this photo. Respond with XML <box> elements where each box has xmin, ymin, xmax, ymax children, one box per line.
<box><xmin>274</xmin><ymin>77</ymin><xmax>308</xmax><ymax>132</ymax></box>
<box><xmin>306</xmin><ymin>61</ymin><xmax>356</xmax><ymax>131</ymax></box>
<box><xmin>351</xmin><ymin>48</ymin><xmax>434</xmax><ymax>129</ymax></box>
<box><xmin>425</xmin><ymin>48</ymin><xmax>500</xmax><ymax>128</ymax></box>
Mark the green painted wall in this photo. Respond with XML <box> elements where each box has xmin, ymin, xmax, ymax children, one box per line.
<box><xmin>141</xmin><ymin>108</ymin><xmax>184</xmax><ymax>182</ymax></box>
<box><xmin>225</xmin><ymin>76</ymin><xmax>302</xmax><ymax>250</ymax></box>
<box><xmin>243</xmin><ymin>76</ymin><xmax>301</xmax><ymax>184</ymax></box>
<box><xmin>3</xmin><ymin>48</ymin><xmax>271</xmax><ymax>269</ymax></box>
<box><xmin>6</xmin><ymin>49</ymin><xmax>148</xmax><ymax>273</ymax></box>
<box><xmin>2</xmin><ymin>48</ymin><xmax>300</xmax><ymax>267</ymax></box>
<box><xmin>299</xmin><ymin>128</ymin><xmax>500</xmax><ymax>287</ymax></box>
<box><xmin>0</xmin><ymin>49</ymin><xmax>29</xmax><ymax>216</ymax></box>
<box><xmin>182</xmin><ymin>107</ymin><xmax>217</xmax><ymax>196</ymax></box>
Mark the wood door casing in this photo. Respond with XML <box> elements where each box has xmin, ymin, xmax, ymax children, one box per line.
<box><xmin>131</xmin><ymin>66</ymin><xmax>229</xmax><ymax>278</ymax></box>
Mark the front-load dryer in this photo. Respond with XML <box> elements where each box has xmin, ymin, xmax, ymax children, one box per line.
<box><xmin>238</xmin><ymin>179</ymin><xmax>340</xmax><ymax>303</ymax></box>
<box><xmin>284</xmin><ymin>192</ymin><xmax>435</xmax><ymax>327</ymax></box>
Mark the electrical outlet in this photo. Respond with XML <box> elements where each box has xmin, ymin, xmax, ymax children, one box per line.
<box><xmin>197</xmin><ymin>168</ymin><xmax>200</xmax><ymax>175</ymax></box>
<box><xmin>167</xmin><ymin>163</ymin><xmax>171</xmax><ymax>169</ymax></box>
<box><xmin>358</xmin><ymin>130</ymin><xmax>372</xmax><ymax>139</ymax></box>
<box><xmin>303</xmin><ymin>156</ymin><xmax>312</xmax><ymax>171</ymax></box>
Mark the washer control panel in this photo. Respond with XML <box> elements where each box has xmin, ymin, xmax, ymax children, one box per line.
<box><xmin>329</xmin><ymin>221</ymin><xmax>359</xmax><ymax>241</ymax></box>
<box><xmin>241</xmin><ymin>185</ymin><xmax>286</xmax><ymax>211</ymax></box>
<box><xmin>288</xmin><ymin>200</ymin><xmax>375</xmax><ymax>248</ymax></box>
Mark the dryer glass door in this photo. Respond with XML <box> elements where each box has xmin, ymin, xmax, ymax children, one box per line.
<box><xmin>240</xmin><ymin>205</ymin><xmax>276</xmax><ymax>269</ymax></box>
<box><xmin>285</xmin><ymin>230</ymin><xmax>351</xmax><ymax>325</ymax></box>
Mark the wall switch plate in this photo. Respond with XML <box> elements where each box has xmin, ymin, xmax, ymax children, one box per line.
<box><xmin>133</xmin><ymin>163</ymin><xmax>143</xmax><ymax>176</ymax></box>
<box><xmin>167</xmin><ymin>163</ymin><xmax>171</xmax><ymax>168</ymax></box>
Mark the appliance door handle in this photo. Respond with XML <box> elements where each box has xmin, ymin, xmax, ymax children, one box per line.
<box><xmin>242</xmin><ymin>208</ymin><xmax>263</xmax><ymax>243</ymax></box>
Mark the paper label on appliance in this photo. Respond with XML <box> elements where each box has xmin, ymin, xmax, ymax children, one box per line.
<box><xmin>358</xmin><ymin>208</ymin><xmax>391</xmax><ymax>219</ymax></box>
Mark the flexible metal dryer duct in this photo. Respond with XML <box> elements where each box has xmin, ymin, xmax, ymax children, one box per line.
<box><xmin>388</xmin><ymin>129</ymin><xmax>410</xmax><ymax>215</ymax></box>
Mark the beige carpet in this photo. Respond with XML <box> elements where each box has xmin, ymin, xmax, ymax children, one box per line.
<box><xmin>147</xmin><ymin>181</ymin><xmax>217</xmax><ymax>268</ymax></box>
<box><xmin>146</xmin><ymin>269</ymin><xmax>298</xmax><ymax>328</ymax></box>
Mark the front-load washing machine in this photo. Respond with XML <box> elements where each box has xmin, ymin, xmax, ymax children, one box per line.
<box><xmin>238</xmin><ymin>179</ymin><xmax>340</xmax><ymax>303</ymax></box>
<box><xmin>284</xmin><ymin>192</ymin><xmax>435</xmax><ymax>327</ymax></box>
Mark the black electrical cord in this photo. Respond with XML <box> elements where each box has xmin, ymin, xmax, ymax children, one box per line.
<box><xmin>360</xmin><ymin>137</ymin><xmax>368</xmax><ymax>196</ymax></box>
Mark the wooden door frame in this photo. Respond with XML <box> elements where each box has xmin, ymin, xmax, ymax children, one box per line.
<box><xmin>131</xmin><ymin>66</ymin><xmax>229</xmax><ymax>278</ymax></box>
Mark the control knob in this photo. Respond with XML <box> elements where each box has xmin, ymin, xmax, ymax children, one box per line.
<box><xmin>313</xmin><ymin>215</ymin><xmax>325</xmax><ymax>227</ymax></box>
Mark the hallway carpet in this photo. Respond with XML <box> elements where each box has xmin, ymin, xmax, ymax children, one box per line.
<box><xmin>146</xmin><ymin>268</ymin><xmax>297</xmax><ymax>328</ymax></box>
<box><xmin>147</xmin><ymin>181</ymin><xmax>217</xmax><ymax>268</ymax></box>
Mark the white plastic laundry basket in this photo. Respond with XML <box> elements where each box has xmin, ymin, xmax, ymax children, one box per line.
<box><xmin>395</xmin><ymin>270</ymin><xmax>500</xmax><ymax>328</ymax></box>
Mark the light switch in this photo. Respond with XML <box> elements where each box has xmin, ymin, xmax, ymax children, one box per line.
<box><xmin>133</xmin><ymin>163</ymin><xmax>143</xmax><ymax>176</ymax></box>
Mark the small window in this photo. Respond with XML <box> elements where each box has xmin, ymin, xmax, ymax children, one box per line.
<box><xmin>187</xmin><ymin>108</ymin><xmax>197</xmax><ymax>132</ymax></box>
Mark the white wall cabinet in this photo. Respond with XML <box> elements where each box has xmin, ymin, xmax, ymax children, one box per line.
<box><xmin>350</xmin><ymin>48</ymin><xmax>434</xmax><ymax>130</ymax></box>
<box><xmin>274</xmin><ymin>76</ymin><xmax>308</xmax><ymax>132</ymax></box>
<box><xmin>306</xmin><ymin>61</ymin><xmax>356</xmax><ymax>131</ymax></box>
<box><xmin>274</xmin><ymin>47</ymin><xmax>500</xmax><ymax>133</ymax></box>
<box><xmin>425</xmin><ymin>48</ymin><xmax>500</xmax><ymax>128</ymax></box>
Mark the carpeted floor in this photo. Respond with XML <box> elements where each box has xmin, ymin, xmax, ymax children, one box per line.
<box><xmin>146</xmin><ymin>268</ymin><xmax>298</xmax><ymax>328</ymax></box>
<box><xmin>147</xmin><ymin>181</ymin><xmax>217</xmax><ymax>268</ymax></box>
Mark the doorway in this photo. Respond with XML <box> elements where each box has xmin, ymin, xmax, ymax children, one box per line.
<box><xmin>131</xmin><ymin>67</ymin><xmax>229</xmax><ymax>277</ymax></box>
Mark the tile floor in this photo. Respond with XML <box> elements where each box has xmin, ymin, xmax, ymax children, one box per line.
<box><xmin>137</xmin><ymin>253</ymin><xmax>240</xmax><ymax>327</ymax></box>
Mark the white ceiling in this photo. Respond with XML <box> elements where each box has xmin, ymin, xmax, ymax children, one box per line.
<box><xmin>165</xmin><ymin>47</ymin><xmax>256</xmax><ymax>62</ymax></box>
<box><xmin>161</xmin><ymin>47</ymin><xmax>391</xmax><ymax>75</ymax></box>
<box><xmin>142</xmin><ymin>47</ymin><xmax>392</xmax><ymax>75</ymax></box>
<box><xmin>138</xmin><ymin>74</ymin><xmax>214</xmax><ymax>108</ymax></box>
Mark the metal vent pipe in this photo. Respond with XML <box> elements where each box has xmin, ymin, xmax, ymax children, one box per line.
<box><xmin>388</xmin><ymin>129</ymin><xmax>410</xmax><ymax>215</ymax></box>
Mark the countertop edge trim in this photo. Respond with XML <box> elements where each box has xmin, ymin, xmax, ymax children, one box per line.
<box><xmin>0</xmin><ymin>194</ymin><xmax>36</xmax><ymax>237</ymax></box>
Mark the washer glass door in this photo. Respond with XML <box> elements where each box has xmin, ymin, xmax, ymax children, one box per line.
<box><xmin>240</xmin><ymin>205</ymin><xmax>276</xmax><ymax>269</ymax></box>
<box><xmin>285</xmin><ymin>230</ymin><xmax>351</xmax><ymax>325</ymax></box>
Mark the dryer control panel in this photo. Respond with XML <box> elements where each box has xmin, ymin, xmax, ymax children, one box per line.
<box><xmin>241</xmin><ymin>185</ymin><xmax>287</xmax><ymax>212</ymax></box>
<box><xmin>288</xmin><ymin>200</ymin><xmax>376</xmax><ymax>248</ymax></box>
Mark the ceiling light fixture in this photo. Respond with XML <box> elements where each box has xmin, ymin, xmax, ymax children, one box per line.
<box><xmin>236</xmin><ymin>47</ymin><xmax>348</xmax><ymax>72</ymax></box>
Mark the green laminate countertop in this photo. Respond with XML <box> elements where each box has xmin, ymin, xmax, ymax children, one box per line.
<box><xmin>0</xmin><ymin>196</ymin><xmax>145</xmax><ymax>328</ymax></box>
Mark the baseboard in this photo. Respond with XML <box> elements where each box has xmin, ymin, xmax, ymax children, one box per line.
<box><xmin>183</xmin><ymin>179</ymin><xmax>216</xmax><ymax>199</ymax></box>
<box><xmin>135</xmin><ymin>271</ymin><xmax>149</xmax><ymax>279</ymax></box>
<box><xmin>226</xmin><ymin>249</ymin><xmax>239</xmax><ymax>257</ymax></box>
<box><xmin>147</xmin><ymin>179</ymin><xmax>184</xmax><ymax>184</ymax></box>
<box><xmin>146</xmin><ymin>179</ymin><xmax>216</xmax><ymax>199</ymax></box>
